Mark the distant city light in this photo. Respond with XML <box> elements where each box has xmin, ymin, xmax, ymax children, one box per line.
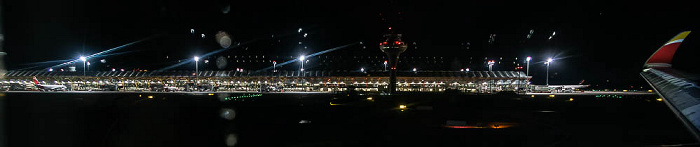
<box><xmin>112</xmin><ymin>68</ymin><xmax>115</xmax><ymax>72</ymax></box>
<box><xmin>190</xmin><ymin>29</ymin><xmax>195</xmax><ymax>34</ymax></box>
<box><xmin>86</xmin><ymin>62</ymin><xmax>90</xmax><ymax>66</ymax></box>
<box><xmin>298</xmin><ymin>28</ymin><xmax>302</xmax><ymax>33</ymax></box>
<box><xmin>466</xmin><ymin>68</ymin><xmax>470</xmax><ymax>72</ymax></box>
<box><xmin>48</xmin><ymin>68</ymin><xmax>53</xmax><ymax>72</ymax></box>
<box><xmin>201</xmin><ymin>34</ymin><xmax>205</xmax><ymax>38</ymax></box>
<box><xmin>413</xmin><ymin>68</ymin><xmax>417</xmax><ymax>72</ymax></box>
<box><xmin>100</xmin><ymin>59</ymin><xmax>106</xmax><ymax>63</ymax></box>
<box><xmin>361</xmin><ymin>68</ymin><xmax>365</xmax><ymax>72</ymax></box>
<box><xmin>461</xmin><ymin>69</ymin><xmax>464</xmax><ymax>71</ymax></box>
<box><xmin>304</xmin><ymin>33</ymin><xmax>308</xmax><ymax>37</ymax></box>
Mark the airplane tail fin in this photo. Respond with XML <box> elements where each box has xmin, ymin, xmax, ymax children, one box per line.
<box><xmin>644</xmin><ymin>31</ymin><xmax>691</xmax><ymax>68</ymax></box>
<box><xmin>33</xmin><ymin>76</ymin><xmax>40</xmax><ymax>85</ymax></box>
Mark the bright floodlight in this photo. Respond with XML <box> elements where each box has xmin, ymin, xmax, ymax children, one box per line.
<box><xmin>79</xmin><ymin>56</ymin><xmax>86</xmax><ymax>62</ymax></box>
<box><xmin>526</xmin><ymin>56</ymin><xmax>531</xmax><ymax>61</ymax></box>
<box><xmin>299</xmin><ymin>55</ymin><xmax>305</xmax><ymax>61</ymax></box>
<box><xmin>547</xmin><ymin>58</ymin><xmax>553</xmax><ymax>62</ymax></box>
<box><xmin>194</xmin><ymin>56</ymin><xmax>200</xmax><ymax>61</ymax></box>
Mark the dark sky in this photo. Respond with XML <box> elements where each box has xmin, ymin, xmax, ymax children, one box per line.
<box><xmin>2</xmin><ymin>0</ymin><xmax>699</xmax><ymax>88</ymax></box>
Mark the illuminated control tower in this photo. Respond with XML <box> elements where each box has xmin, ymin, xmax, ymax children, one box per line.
<box><xmin>380</xmin><ymin>33</ymin><xmax>407</xmax><ymax>94</ymax></box>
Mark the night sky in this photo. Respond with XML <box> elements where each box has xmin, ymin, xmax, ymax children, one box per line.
<box><xmin>2</xmin><ymin>0</ymin><xmax>699</xmax><ymax>88</ymax></box>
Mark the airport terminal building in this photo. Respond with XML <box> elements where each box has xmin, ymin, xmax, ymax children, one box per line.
<box><xmin>1</xmin><ymin>69</ymin><xmax>530</xmax><ymax>93</ymax></box>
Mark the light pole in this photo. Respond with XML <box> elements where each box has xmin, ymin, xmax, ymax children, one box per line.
<box><xmin>80</xmin><ymin>56</ymin><xmax>86</xmax><ymax>76</ymax></box>
<box><xmin>526</xmin><ymin>56</ymin><xmax>531</xmax><ymax>76</ymax></box>
<box><xmin>384</xmin><ymin>60</ymin><xmax>388</xmax><ymax>71</ymax></box>
<box><xmin>487</xmin><ymin>60</ymin><xmax>495</xmax><ymax>71</ymax></box>
<box><xmin>545</xmin><ymin>58</ymin><xmax>553</xmax><ymax>86</ymax></box>
<box><xmin>273</xmin><ymin>61</ymin><xmax>277</xmax><ymax>72</ymax></box>
<box><xmin>299</xmin><ymin>55</ymin><xmax>305</xmax><ymax>71</ymax></box>
<box><xmin>194</xmin><ymin>56</ymin><xmax>200</xmax><ymax>80</ymax></box>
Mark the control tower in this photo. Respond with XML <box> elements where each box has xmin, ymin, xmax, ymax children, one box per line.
<box><xmin>380</xmin><ymin>33</ymin><xmax>408</xmax><ymax>94</ymax></box>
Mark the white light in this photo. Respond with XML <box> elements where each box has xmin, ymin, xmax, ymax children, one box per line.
<box><xmin>48</xmin><ymin>68</ymin><xmax>53</xmax><ymax>72</ymax></box>
<box><xmin>466</xmin><ymin>68</ymin><xmax>470</xmax><ymax>72</ymax></box>
<box><xmin>194</xmin><ymin>56</ymin><xmax>200</xmax><ymax>61</ymax></box>
<box><xmin>201</xmin><ymin>34</ymin><xmax>205</xmax><ymax>38</ymax></box>
<box><xmin>190</xmin><ymin>29</ymin><xmax>195</xmax><ymax>34</ymax></box>
<box><xmin>204</xmin><ymin>60</ymin><xmax>209</xmax><ymax>64</ymax></box>
<box><xmin>547</xmin><ymin>58</ymin><xmax>553</xmax><ymax>62</ymax></box>
<box><xmin>79</xmin><ymin>56</ymin><xmax>86</xmax><ymax>62</ymax></box>
<box><xmin>552</xmin><ymin>31</ymin><xmax>556</xmax><ymax>36</ymax></box>
<box><xmin>86</xmin><ymin>62</ymin><xmax>90</xmax><ymax>66</ymax></box>
<box><xmin>300</xmin><ymin>68</ymin><xmax>304</xmax><ymax>71</ymax></box>
<box><xmin>526</xmin><ymin>56</ymin><xmax>531</xmax><ymax>61</ymax></box>
<box><xmin>303</xmin><ymin>33</ymin><xmax>308</xmax><ymax>37</ymax></box>
<box><xmin>361</xmin><ymin>68</ymin><xmax>365</xmax><ymax>72</ymax></box>
<box><xmin>299</xmin><ymin>55</ymin><xmax>305</xmax><ymax>61</ymax></box>
<box><xmin>413</xmin><ymin>68</ymin><xmax>417</xmax><ymax>72</ymax></box>
<box><xmin>100</xmin><ymin>59</ymin><xmax>106</xmax><ymax>63</ymax></box>
<box><xmin>298</xmin><ymin>28</ymin><xmax>302</xmax><ymax>33</ymax></box>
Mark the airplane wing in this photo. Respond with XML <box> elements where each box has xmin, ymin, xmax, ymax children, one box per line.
<box><xmin>640</xmin><ymin>31</ymin><xmax>700</xmax><ymax>140</ymax></box>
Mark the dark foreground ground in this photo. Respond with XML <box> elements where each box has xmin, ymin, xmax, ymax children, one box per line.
<box><xmin>0</xmin><ymin>92</ymin><xmax>696</xmax><ymax>146</ymax></box>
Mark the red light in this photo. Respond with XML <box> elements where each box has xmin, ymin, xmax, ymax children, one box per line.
<box><xmin>388</xmin><ymin>27</ymin><xmax>392</xmax><ymax>30</ymax></box>
<box><xmin>383</xmin><ymin>42</ymin><xmax>387</xmax><ymax>45</ymax></box>
<box><xmin>395</xmin><ymin>41</ymin><xmax>399</xmax><ymax>44</ymax></box>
